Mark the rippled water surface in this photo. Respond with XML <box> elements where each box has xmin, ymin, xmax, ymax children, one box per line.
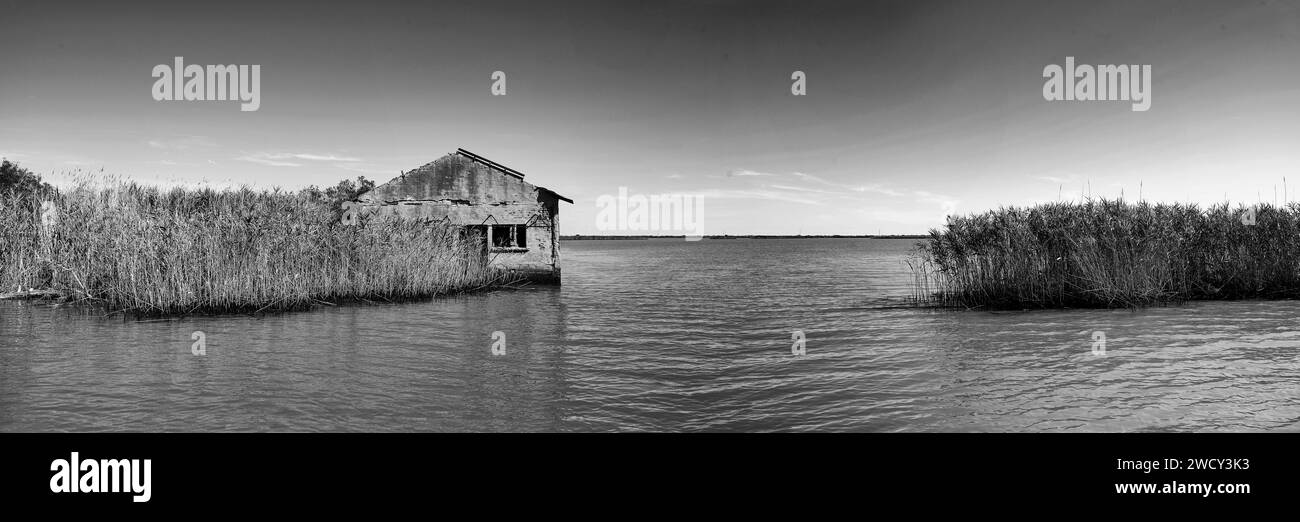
<box><xmin>3</xmin><ymin>238</ymin><xmax>1299</xmax><ymax>432</ymax></box>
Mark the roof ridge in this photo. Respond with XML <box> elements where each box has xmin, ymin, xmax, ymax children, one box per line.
<box><xmin>456</xmin><ymin>148</ymin><xmax>525</xmax><ymax>180</ymax></box>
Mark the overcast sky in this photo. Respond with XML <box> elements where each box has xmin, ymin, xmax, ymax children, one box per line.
<box><xmin>2</xmin><ymin>0</ymin><xmax>1299</xmax><ymax>234</ymax></box>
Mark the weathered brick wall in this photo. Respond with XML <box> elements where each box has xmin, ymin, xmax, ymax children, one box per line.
<box><xmin>365</xmin><ymin>201</ymin><xmax>557</xmax><ymax>271</ymax></box>
<box><xmin>487</xmin><ymin>220</ymin><xmax>557</xmax><ymax>273</ymax></box>
<box><xmin>368</xmin><ymin>200</ymin><xmax>552</xmax><ymax>226</ymax></box>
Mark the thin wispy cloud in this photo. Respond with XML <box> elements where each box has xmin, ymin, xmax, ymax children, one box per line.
<box><xmin>727</xmin><ymin>169</ymin><xmax>773</xmax><ymax>177</ymax></box>
<box><xmin>851</xmin><ymin>185</ymin><xmax>904</xmax><ymax>197</ymax></box>
<box><xmin>694</xmin><ymin>188</ymin><xmax>821</xmax><ymax>206</ymax></box>
<box><xmin>1034</xmin><ymin>174</ymin><xmax>1081</xmax><ymax>184</ymax></box>
<box><xmin>337</xmin><ymin>163</ymin><xmax>398</xmax><ymax>175</ymax></box>
<box><xmin>792</xmin><ymin>171</ymin><xmax>903</xmax><ymax>197</ymax></box>
<box><xmin>914</xmin><ymin>190</ymin><xmax>960</xmax><ymax>218</ymax></box>
<box><xmin>147</xmin><ymin>159</ymin><xmax>199</xmax><ymax>167</ymax></box>
<box><xmin>767</xmin><ymin>184</ymin><xmax>836</xmax><ymax>194</ymax></box>
<box><xmin>147</xmin><ymin>136</ymin><xmax>217</xmax><ymax>150</ymax></box>
<box><xmin>719</xmin><ymin>168</ymin><xmax>906</xmax><ymax>208</ymax></box>
<box><xmin>236</xmin><ymin>155</ymin><xmax>302</xmax><ymax>167</ymax></box>
<box><xmin>236</xmin><ymin>152</ymin><xmax>366</xmax><ymax>168</ymax></box>
<box><xmin>281</xmin><ymin>153</ymin><xmax>363</xmax><ymax>162</ymax></box>
<box><xmin>790</xmin><ymin>171</ymin><xmax>830</xmax><ymax>184</ymax></box>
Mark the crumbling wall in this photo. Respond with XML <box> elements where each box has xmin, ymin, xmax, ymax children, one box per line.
<box><xmin>356</xmin><ymin>152</ymin><xmax>563</xmax><ymax>282</ymax></box>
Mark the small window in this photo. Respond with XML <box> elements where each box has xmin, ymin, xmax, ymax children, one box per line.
<box><xmin>490</xmin><ymin>225</ymin><xmax>528</xmax><ymax>251</ymax></box>
<box><xmin>464</xmin><ymin>225</ymin><xmax>489</xmax><ymax>243</ymax></box>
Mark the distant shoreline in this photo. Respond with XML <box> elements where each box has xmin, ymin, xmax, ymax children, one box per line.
<box><xmin>561</xmin><ymin>234</ymin><xmax>928</xmax><ymax>240</ymax></box>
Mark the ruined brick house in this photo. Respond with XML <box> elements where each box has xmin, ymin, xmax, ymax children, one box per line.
<box><xmin>356</xmin><ymin>148</ymin><xmax>572</xmax><ymax>283</ymax></box>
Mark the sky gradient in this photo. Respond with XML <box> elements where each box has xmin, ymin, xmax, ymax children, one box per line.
<box><xmin>2</xmin><ymin>0</ymin><xmax>1299</xmax><ymax>234</ymax></box>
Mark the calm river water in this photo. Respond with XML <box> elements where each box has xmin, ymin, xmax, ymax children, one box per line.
<box><xmin>2</xmin><ymin>238</ymin><xmax>1299</xmax><ymax>432</ymax></box>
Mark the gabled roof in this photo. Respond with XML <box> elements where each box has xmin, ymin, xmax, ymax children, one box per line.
<box><xmin>457</xmin><ymin>148</ymin><xmax>524</xmax><ymax>180</ymax></box>
<box><xmin>361</xmin><ymin>148</ymin><xmax>573</xmax><ymax>205</ymax></box>
<box><xmin>538</xmin><ymin>187</ymin><xmax>573</xmax><ymax>204</ymax></box>
<box><xmin>456</xmin><ymin>148</ymin><xmax>572</xmax><ymax>203</ymax></box>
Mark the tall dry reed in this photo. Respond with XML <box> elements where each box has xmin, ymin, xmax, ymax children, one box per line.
<box><xmin>909</xmin><ymin>199</ymin><xmax>1300</xmax><ymax>308</ymax></box>
<box><xmin>0</xmin><ymin>177</ymin><xmax>503</xmax><ymax>314</ymax></box>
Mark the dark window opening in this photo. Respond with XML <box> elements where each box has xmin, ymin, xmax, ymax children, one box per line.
<box><xmin>489</xmin><ymin>225</ymin><xmax>528</xmax><ymax>251</ymax></box>
<box><xmin>464</xmin><ymin>225</ymin><xmax>488</xmax><ymax>244</ymax></box>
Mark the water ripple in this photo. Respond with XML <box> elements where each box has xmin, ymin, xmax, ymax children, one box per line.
<box><xmin>3</xmin><ymin>239</ymin><xmax>1299</xmax><ymax>431</ymax></box>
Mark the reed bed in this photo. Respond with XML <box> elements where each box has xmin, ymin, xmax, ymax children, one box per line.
<box><xmin>0</xmin><ymin>177</ymin><xmax>505</xmax><ymax>315</ymax></box>
<box><xmin>909</xmin><ymin>199</ymin><xmax>1300</xmax><ymax>309</ymax></box>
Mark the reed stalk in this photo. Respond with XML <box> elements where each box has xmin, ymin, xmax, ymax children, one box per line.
<box><xmin>909</xmin><ymin>199</ymin><xmax>1300</xmax><ymax>308</ymax></box>
<box><xmin>0</xmin><ymin>177</ymin><xmax>503</xmax><ymax>315</ymax></box>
